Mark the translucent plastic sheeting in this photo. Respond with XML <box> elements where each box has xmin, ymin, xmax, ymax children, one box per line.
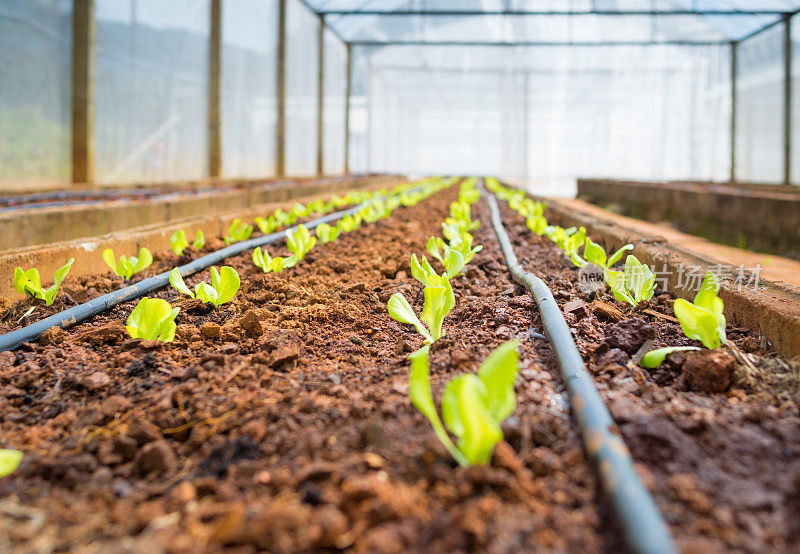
<box><xmin>323</xmin><ymin>28</ymin><xmax>347</xmax><ymax>175</ymax></box>
<box><xmin>0</xmin><ymin>0</ymin><xmax>72</xmax><ymax>188</ymax></box>
<box><xmin>361</xmin><ymin>44</ymin><xmax>730</xmax><ymax>194</ymax></box>
<box><xmin>285</xmin><ymin>0</ymin><xmax>318</xmax><ymax>176</ymax></box>
<box><xmin>221</xmin><ymin>0</ymin><xmax>278</xmax><ymax>178</ymax></box>
<box><xmin>95</xmin><ymin>0</ymin><xmax>209</xmax><ymax>184</ymax></box>
<box><xmin>736</xmin><ymin>23</ymin><xmax>784</xmax><ymax>183</ymax></box>
<box><xmin>331</xmin><ymin>14</ymin><xmax>765</xmax><ymax>44</ymax></box>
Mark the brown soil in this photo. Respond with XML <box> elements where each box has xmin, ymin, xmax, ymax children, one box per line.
<box><xmin>0</xmin><ymin>186</ymin><xmax>798</xmax><ymax>552</ymax></box>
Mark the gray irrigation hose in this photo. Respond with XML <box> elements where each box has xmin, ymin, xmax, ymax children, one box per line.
<box><xmin>484</xmin><ymin>189</ymin><xmax>676</xmax><ymax>554</ymax></box>
<box><xmin>0</xmin><ymin>201</ymin><xmax>372</xmax><ymax>352</ymax></box>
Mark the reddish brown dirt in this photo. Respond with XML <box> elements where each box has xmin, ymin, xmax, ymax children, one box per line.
<box><xmin>0</xmin><ymin>186</ymin><xmax>797</xmax><ymax>552</ymax></box>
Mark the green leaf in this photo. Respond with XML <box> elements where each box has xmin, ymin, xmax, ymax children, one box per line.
<box><xmin>315</xmin><ymin>223</ymin><xmax>339</xmax><ymax>244</ymax></box>
<box><xmin>195</xmin><ymin>282</ymin><xmax>217</xmax><ymax>304</ymax></box>
<box><xmin>171</xmin><ymin>230</ymin><xmax>189</xmax><ymax>255</ymax></box>
<box><xmin>193</xmin><ymin>230</ymin><xmax>205</xmax><ymax>249</ymax></box>
<box><xmin>126</xmin><ymin>298</ymin><xmax>179</xmax><ymax>342</ymax></box>
<box><xmin>640</xmin><ymin>346</ymin><xmax>701</xmax><ymax>369</ymax></box>
<box><xmin>607</xmin><ymin>244</ymin><xmax>633</xmax><ymax>266</ymax></box>
<box><xmin>408</xmin><ymin>347</ymin><xmax>468</xmax><ymax>467</ymax></box>
<box><xmin>444</xmin><ymin>248</ymin><xmax>465</xmax><ymax>278</ymax></box>
<box><xmin>252</xmin><ymin>246</ymin><xmax>270</xmax><ymax>273</ymax></box>
<box><xmin>0</xmin><ymin>449</ymin><xmax>23</xmax><ymax>478</ymax></box>
<box><xmin>387</xmin><ymin>293</ymin><xmax>433</xmax><ymax>343</ymax></box>
<box><xmin>410</xmin><ymin>254</ymin><xmax>436</xmax><ymax>286</ymax></box>
<box><xmin>441</xmin><ymin>374</ymin><xmax>503</xmax><ymax>465</ymax></box>
<box><xmin>427</xmin><ymin>237</ymin><xmax>444</xmax><ymax>265</ymax></box>
<box><xmin>102</xmin><ymin>248</ymin><xmax>118</xmax><ymax>274</ymax></box>
<box><xmin>673</xmin><ymin>299</ymin><xmax>722</xmax><ymax>349</ymax></box>
<box><xmin>583</xmin><ymin>238</ymin><xmax>607</xmax><ymax>267</ymax></box>
<box><xmin>214</xmin><ymin>266</ymin><xmax>240</xmax><ymax>305</ymax></box>
<box><xmin>133</xmin><ymin>248</ymin><xmax>153</xmax><ymax>274</ymax></box>
<box><xmin>477</xmin><ymin>341</ymin><xmax>519</xmax><ymax>421</ymax></box>
<box><xmin>169</xmin><ymin>268</ymin><xmax>195</xmax><ymax>298</ymax></box>
<box><xmin>43</xmin><ymin>258</ymin><xmax>74</xmax><ymax>305</ymax></box>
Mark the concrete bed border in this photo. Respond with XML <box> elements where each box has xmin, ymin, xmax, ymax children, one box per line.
<box><xmin>536</xmin><ymin>194</ymin><xmax>800</xmax><ymax>359</ymax></box>
<box><xmin>0</xmin><ymin>175</ymin><xmax>401</xmax><ymax>303</ymax></box>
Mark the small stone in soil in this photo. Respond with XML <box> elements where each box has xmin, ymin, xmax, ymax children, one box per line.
<box><xmin>681</xmin><ymin>350</ymin><xmax>736</xmax><ymax>393</ymax></box>
<box><xmin>604</xmin><ymin>318</ymin><xmax>656</xmax><ymax>354</ymax></box>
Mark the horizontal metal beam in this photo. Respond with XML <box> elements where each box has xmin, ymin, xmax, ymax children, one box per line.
<box><xmin>351</xmin><ymin>40</ymin><xmax>726</xmax><ymax>47</ymax></box>
<box><xmin>321</xmin><ymin>9</ymin><xmax>790</xmax><ymax>17</ymax></box>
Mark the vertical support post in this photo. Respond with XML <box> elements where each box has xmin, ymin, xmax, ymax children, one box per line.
<box><xmin>276</xmin><ymin>0</ymin><xmax>287</xmax><ymax>176</ymax></box>
<box><xmin>71</xmin><ymin>0</ymin><xmax>95</xmax><ymax>185</ymax></box>
<box><xmin>344</xmin><ymin>43</ymin><xmax>352</xmax><ymax>174</ymax></box>
<box><xmin>784</xmin><ymin>14</ymin><xmax>792</xmax><ymax>185</ymax></box>
<box><xmin>208</xmin><ymin>0</ymin><xmax>222</xmax><ymax>178</ymax></box>
<box><xmin>316</xmin><ymin>15</ymin><xmax>325</xmax><ymax>176</ymax></box>
<box><xmin>730</xmin><ymin>41</ymin><xmax>737</xmax><ymax>183</ymax></box>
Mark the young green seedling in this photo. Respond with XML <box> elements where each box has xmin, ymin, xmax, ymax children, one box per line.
<box><xmin>252</xmin><ymin>246</ymin><xmax>295</xmax><ymax>273</ymax></box>
<box><xmin>287</xmin><ymin>224</ymin><xmax>316</xmax><ymax>261</ymax></box>
<box><xmin>409</xmin><ymin>254</ymin><xmax>438</xmax><ymax>286</ymax></box>
<box><xmin>673</xmin><ymin>271</ymin><xmax>727</xmax><ymax>349</ymax></box>
<box><xmin>126</xmin><ymin>297</ymin><xmax>179</xmax><ymax>342</ymax></box>
<box><xmin>224</xmin><ymin>218</ymin><xmax>253</xmax><ymax>244</ymax></box>
<box><xmin>171</xmin><ymin>230</ymin><xmax>189</xmax><ymax>255</ymax></box>
<box><xmin>545</xmin><ymin>226</ymin><xmax>586</xmax><ymax>265</ymax></box>
<box><xmin>315</xmin><ymin>223</ymin><xmax>341</xmax><ymax>244</ymax></box>
<box><xmin>169</xmin><ymin>266</ymin><xmax>241</xmax><ymax>307</ymax></box>
<box><xmin>170</xmin><ymin>230</ymin><xmax>205</xmax><ymax>255</ymax></box>
<box><xmin>103</xmin><ymin>248</ymin><xmax>152</xmax><ymax>280</ymax></box>
<box><xmin>255</xmin><ymin>215</ymin><xmax>279</xmax><ymax>235</ymax></box>
<box><xmin>582</xmin><ymin>238</ymin><xmax>633</xmax><ymax>269</ymax></box>
<box><xmin>14</xmin><ymin>258</ymin><xmax>74</xmax><ymax>306</ymax></box>
<box><xmin>526</xmin><ymin>215</ymin><xmax>548</xmax><ymax>236</ymax></box>
<box><xmin>604</xmin><ymin>255</ymin><xmax>656</xmax><ymax>306</ymax></box>
<box><xmin>426</xmin><ymin>237</ymin><xmax>466</xmax><ymax>278</ymax></box>
<box><xmin>337</xmin><ymin>214</ymin><xmax>362</xmax><ymax>233</ymax></box>
<box><xmin>0</xmin><ymin>449</ymin><xmax>22</xmax><ymax>478</ymax></box>
<box><xmin>409</xmin><ymin>340</ymin><xmax>519</xmax><ymax>466</ymax></box>
<box><xmin>387</xmin><ymin>274</ymin><xmax>455</xmax><ymax>343</ymax></box>
<box><xmin>640</xmin><ymin>346</ymin><xmax>701</xmax><ymax>368</ymax></box>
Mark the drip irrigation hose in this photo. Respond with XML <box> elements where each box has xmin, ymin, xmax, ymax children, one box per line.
<box><xmin>0</xmin><ymin>186</ymin><xmax>412</xmax><ymax>352</ymax></box>
<box><xmin>484</xmin><ymin>188</ymin><xmax>676</xmax><ymax>554</ymax></box>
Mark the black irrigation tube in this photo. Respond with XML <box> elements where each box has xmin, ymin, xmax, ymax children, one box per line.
<box><xmin>484</xmin><ymin>188</ymin><xmax>676</xmax><ymax>554</ymax></box>
<box><xmin>0</xmin><ymin>202</ymin><xmax>371</xmax><ymax>353</ymax></box>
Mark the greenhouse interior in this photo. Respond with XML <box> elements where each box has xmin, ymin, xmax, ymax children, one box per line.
<box><xmin>2</xmin><ymin>1</ymin><xmax>800</xmax><ymax>552</ymax></box>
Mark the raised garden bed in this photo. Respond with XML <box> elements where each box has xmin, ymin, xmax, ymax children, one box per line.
<box><xmin>0</xmin><ymin>181</ymin><xmax>798</xmax><ymax>552</ymax></box>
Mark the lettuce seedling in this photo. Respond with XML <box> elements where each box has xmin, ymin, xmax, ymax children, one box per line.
<box><xmin>526</xmin><ymin>215</ymin><xmax>548</xmax><ymax>236</ymax></box>
<box><xmin>14</xmin><ymin>258</ymin><xmax>74</xmax><ymax>305</ymax></box>
<box><xmin>224</xmin><ymin>218</ymin><xmax>253</xmax><ymax>244</ymax></box>
<box><xmin>604</xmin><ymin>255</ymin><xmax>655</xmax><ymax>306</ymax></box>
<box><xmin>171</xmin><ymin>230</ymin><xmax>189</xmax><ymax>255</ymax></box>
<box><xmin>0</xmin><ymin>449</ymin><xmax>22</xmax><ymax>478</ymax></box>
<box><xmin>582</xmin><ymin>238</ymin><xmax>633</xmax><ymax>269</ymax></box>
<box><xmin>544</xmin><ymin>226</ymin><xmax>586</xmax><ymax>264</ymax></box>
<box><xmin>255</xmin><ymin>215</ymin><xmax>279</xmax><ymax>235</ymax></box>
<box><xmin>103</xmin><ymin>248</ymin><xmax>152</xmax><ymax>280</ymax></box>
<box><xmin>126</xmin><ymin>297</ymin><xmax>179</xmax><ymax>341</ymax></box>
<box><xmin>640</xmin><ymin>346</ymin><xmax>701</xmax><ymax>368</ymax></box>
<box><xmin>169</xmin><ymin>266</ymin><xmax>240</xmax><ymax>306</ymax></box>
<box><xmin>337</xmin><ymin>214</ymin><xmax>362</xmax><ymax>233</ymax></box>
<box><xmin>409</xmin><ymin>254</ymin><xmax>437</xmax><ymax>286</ymax></box>
<box><xmin>252</xmin><ymin>246</ymin><xmax>295</xmax><ymax>273</ymax></box>
<box><xmin>427</xmin><ymin>237</ymin><xmax>466</xmax><ymax>278</ymax></box>
<box><xmin>315</xmin><ymin>223</ymin><xmax>341</xmax><ymax>244</ymax></box>
<box><xmin>673</xmin><ymin>271</ymin><xmax>727</xmax><ymax>349</ymax></box>
<box><xmin>287</xmin><ymin>225</ymin><xmax>316</xmax><ymax>260</ymax></box>
<box><xmin>171</xmin><ymin>230</ymin><xmax>205</xmax><ymax>255</ymax></box>
<box><xmin>387</xmin><ymin>274</ymin><xmax>455</xmax><ymax>343</ymax></box>
<box><xmin>409</xmin><ymin>340</ymin><xmax>519</xmax><ymax>466</ymax></box>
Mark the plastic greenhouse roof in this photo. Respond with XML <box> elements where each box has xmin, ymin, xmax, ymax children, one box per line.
<box><xmin>303</xmin><ymin>0</ymin><xmax>800</xmax><ymax>44</ymax></box>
